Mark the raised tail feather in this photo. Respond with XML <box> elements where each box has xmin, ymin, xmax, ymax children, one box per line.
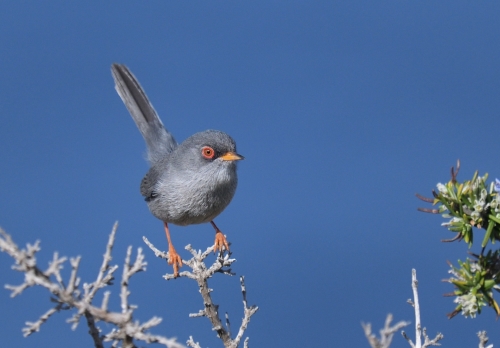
<box><xmin>111</xmin><ymin>64</ymin><xmax>177</xmax><ymax>162</ymax></box>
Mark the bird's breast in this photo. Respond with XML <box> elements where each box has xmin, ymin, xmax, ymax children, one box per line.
<box><xmin>148</xmin><ymin>166</ymin><xmax>238</xmax><ymax>226</ymax></box>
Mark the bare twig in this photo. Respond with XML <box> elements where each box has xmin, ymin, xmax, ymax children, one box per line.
<box><xmin>0</xmin><ymin>224</ymin><xmax>184</xmax><ymax>348</ymax></box>
<box><xmin>232</xmin><ymin>277</ymin><xmax>259</xmax><ymax>346</ymax></box>
<box><xmin>144</xmin><ymin>238</ymin><xmax>258</xmax><ymax>348</ymax></box>
<box><xmin>478</xmin><ymin>331</ymin><xmax>494</xmax><ymax>348</ymax></box>
<box><xmin>362</xmin><ymin>314</ymin><xmax>410</xmax><ymax>348</ymax></box>
<box><xmin>401</xmin><ymin>269</ymin><xmax>443</xmax><ymax>348</ymax></box>
<box><xmin>186</xmin><ymin>336</ymin><xmax>202</xmax><ymax>348</ymax></box>
<box><xmin>412</xmin><ymin>269</ymin><xmax>422</xmax><ymax>348</ymax></box>
<box><xmin>23</xmin><ymin>303</ymin><xmax>66</xmax><ymax>336</ymax></box>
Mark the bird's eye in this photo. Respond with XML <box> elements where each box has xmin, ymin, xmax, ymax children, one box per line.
<box><xmin>201</xmin><ymin>146</ymin><xmax>215</xmax><ymax>159</ymax></box>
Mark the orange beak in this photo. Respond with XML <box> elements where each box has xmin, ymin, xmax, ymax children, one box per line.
<box><xmin>220</xmin><ymin>152</ymin><xmax>244</xmax><ymax>161</ymax></box>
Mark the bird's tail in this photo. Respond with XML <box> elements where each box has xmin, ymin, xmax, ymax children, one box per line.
<box><xmin>111</xmin><ymin>64</ymin><xmax>177</xmax><ymax>162</ymax></box>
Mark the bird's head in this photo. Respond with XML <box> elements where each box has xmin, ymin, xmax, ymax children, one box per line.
<box><xmin>172</xmin><ymin>130</ymin><xmax>244</xmax><ymax>173</ymax></box>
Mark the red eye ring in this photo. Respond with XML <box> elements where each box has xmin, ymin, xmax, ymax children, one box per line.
<box><xmin>201</xmin><ymin>146</ymin><xmax>215</xmax><ymax>159</ymax></box>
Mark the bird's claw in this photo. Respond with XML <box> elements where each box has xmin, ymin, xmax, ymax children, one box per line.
<box><xmin>167</xmin><ymin>246</ymin><xmax>183</xmax><ymax>277</ymax></box>
<box><xmin>214</xmin><ymin>231</ymin><xmax>230</xmax><ymax>253</ymax></box>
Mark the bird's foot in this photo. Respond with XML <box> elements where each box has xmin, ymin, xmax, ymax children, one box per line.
<box><xmin>167</xmin><ymin>245</ymin><xmax>183</xmax><ymax>277</ymax></box>
<box><xmin>214</xmin><ymin>230</ymin><xmax>230</xmax><ymax>253</ymax></box>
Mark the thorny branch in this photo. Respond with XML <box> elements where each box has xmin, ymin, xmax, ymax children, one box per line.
<box><xmin>478</xmin><ymin>331</ymin><xmax>494</xmax><ymax>348</ymax></box>
<box><xmin>143</xmin><ymin>237</ymin><xmax>258</xmax><ymax>348</ymax></box>
<box><xmin>364</xmin><ymin>269</ymin><xmax>497</xmax><ymax>348</ymax></box>
<box><xmin>362</xmin><ymin>314</ymin><xmax>410</xmax><ymax>348</ymax></box>
<box><xmin>402</xmin><ymin>269</ymin><xmax>443</xmax><ymax>348</ymax></box>
<box><xmin>0</xmin><ymin>223</ymin><xmax>183</xmax><ymax>348</ymax></box>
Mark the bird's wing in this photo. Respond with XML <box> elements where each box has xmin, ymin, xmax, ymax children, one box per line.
<box><xmin>111</xmin><ymin>64</ymin><xmax>177</xmax><ymax>163</ymax></box>
<box><xmin>140</xmin><ymin>169</ymin><xmax>158</xmax><ymax>201</ymax></box>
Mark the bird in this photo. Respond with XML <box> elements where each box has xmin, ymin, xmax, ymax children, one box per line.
<box><xmin>111</xmin><ymin>64</ymin><xmax>243</xmax><ymax>277</ymax></box>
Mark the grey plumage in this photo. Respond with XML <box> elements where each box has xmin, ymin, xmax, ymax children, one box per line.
<box><xmin>111</xmin><ymin>64</ymin><xmax>242</xmax><ymax>227</ymax></box>
<box><xmin>112</xmin><ymin>64</ymin><xmax>177</xmax><ymax>163</ymax></box>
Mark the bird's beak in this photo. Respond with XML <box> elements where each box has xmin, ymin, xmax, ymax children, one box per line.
<box><xmin>220</xmin><ymin>152</ymin><xmax>244</xmax><ymax>161</ymax></box>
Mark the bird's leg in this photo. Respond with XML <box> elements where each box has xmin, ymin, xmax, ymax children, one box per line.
<box><xmin>210</xmin><ymin>221</ymin><xmax>230</xmax><ymax>253</ymax></box>
<box><xmin>164</xmin><ymin>222</ymin><xmax>182</xmax><ymax>277</ymax></box>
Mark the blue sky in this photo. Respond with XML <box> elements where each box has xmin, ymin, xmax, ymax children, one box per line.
<box><xmin>1</xmin><ymin>2</ymin><xmax>500</xmax><ymax>347</ymax></box>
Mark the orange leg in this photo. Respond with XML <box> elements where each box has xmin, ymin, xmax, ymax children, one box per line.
<box><xmin>210</xmin><ymin>221</ymin><xmax>230</xmax><ymax>252</ymax></box>
<box><xmin>164</xmin><ymin>222</ymin><xmax>182</xmax><ymax>277</ymax></box>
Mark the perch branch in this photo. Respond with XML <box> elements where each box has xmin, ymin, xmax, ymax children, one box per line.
<box><xmin>144</xmin><ymin>237</ymin><xmax>258</xmax><ymax>348</ymax></box>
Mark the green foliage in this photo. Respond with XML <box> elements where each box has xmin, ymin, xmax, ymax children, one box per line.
<box><xmin>446</xmin><ymin>251</ymin><xmax>500</xmax><ymax>318</ymax></box>
<box><xmin>419</xmin><ymin>162</ymin><xmax>500</xmax><ymax>318</ymax></box>
<box><xmin>434</xmin><ymin>170</ymin><xmax>500</xmax><ymax>247</ymax></box>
